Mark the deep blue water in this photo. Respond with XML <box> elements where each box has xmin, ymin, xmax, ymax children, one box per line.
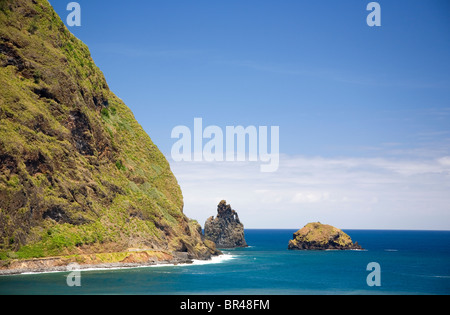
<box><xmin>0</xmin><ymin>229</ymin><xmax>449</xmax><ymax>295</ymax></box>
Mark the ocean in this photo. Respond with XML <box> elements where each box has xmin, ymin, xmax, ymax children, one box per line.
<box><xmin>0</xmin><ymin>229</ymin><xmax>449</xmax><ymax>295</ymax></box>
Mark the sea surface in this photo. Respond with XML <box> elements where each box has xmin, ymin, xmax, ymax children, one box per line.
<box><xmin>0</xmin><ymin>229</ymin><xmax>449</xmax><ymax>295</ymax></box>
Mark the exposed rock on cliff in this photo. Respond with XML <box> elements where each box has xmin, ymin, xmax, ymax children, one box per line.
<box><xmin>204</xmin><ymin>200</ymin><xmax>247</xmax><ymax>248</ymax></box>
<box><xmin>0</xmin><ymin>0</ymin><xmax>218</xmax><ymax>263</ymax></box>
<box><xmin>288</xmin><ymin>222</ymin><xmax>362</xmax><ymax>250</ymax></box>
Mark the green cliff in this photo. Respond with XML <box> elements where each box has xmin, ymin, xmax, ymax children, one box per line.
<box><xmin>0</xmin><ymin>0</ymin><xmax>218</xmax><ymax>264</ymax></box>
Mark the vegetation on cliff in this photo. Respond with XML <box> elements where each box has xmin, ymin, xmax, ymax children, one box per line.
<box><xmin>0</xmin><ymin>0</ymin><xmax>217</xmax><ymax>262</ymax></box>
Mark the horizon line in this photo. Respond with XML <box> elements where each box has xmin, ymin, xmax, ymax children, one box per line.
<box><xmin>241</xmin><ymin>228</ymin><xmax>450</xmax><ymax>232</ymax></box>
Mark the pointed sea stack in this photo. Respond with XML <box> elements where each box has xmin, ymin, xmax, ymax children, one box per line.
<box><xmin>204</xmin><ymin>200</ymin><xmax>248</xmax><ymax>248</ymax></box>
<box><xmin>288</xmin><ymin>222</ymin><xmax>363</xmax><ymax>250</ymax></box>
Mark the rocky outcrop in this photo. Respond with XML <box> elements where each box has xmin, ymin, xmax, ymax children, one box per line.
<box><xmin>288</xmin><ymin>222</ymin><xmax>363</xmax><ymax>250</ymax></box>
<box><xmin>204</xmin><ymin>201</ymin><xmax>247</xmax><ymax>248</ymax></box>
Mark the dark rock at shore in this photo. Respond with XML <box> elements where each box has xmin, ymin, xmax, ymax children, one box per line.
<box><xmin>288</xmin><ymin>222</ymin><xmax>363</xmax><ymax>250</ymax></box>
<box><xmin>204</xmin><ymin>200</ymin><xmax>248</xmax><ymax>248</ymax></box>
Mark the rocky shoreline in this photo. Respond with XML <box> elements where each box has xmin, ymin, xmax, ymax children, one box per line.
<box><xmin>0</xmin><ymin>250</ymin><xmax>204</xmax><ymax>276</ymax></box>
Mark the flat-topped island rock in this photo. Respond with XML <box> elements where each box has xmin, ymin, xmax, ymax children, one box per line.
<box><xmin>288</xmin><ymin>222</ymin><xmax>363</xmax><ymax>250</ymax></box>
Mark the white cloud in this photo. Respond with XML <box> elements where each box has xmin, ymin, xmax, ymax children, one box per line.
<box><xmin>291</xmin><ymin>191</ymin><xmax>330</xmax><ymax>204</ymax></box>
<box><xmin>438</xmin><ymin>156</ymin><xmax>450</xmax><ymax>166</ymax></box>
<box><xmin>169</xmin><ymin>155</ymin><xmax>450</xmax><ymax>230</ymax></box>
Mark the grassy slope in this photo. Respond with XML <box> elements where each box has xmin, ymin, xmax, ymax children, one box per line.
<box><xmin>0</xmin><ymin>0</ymin><xmax>215</xmax><ymax>261</ymax></box>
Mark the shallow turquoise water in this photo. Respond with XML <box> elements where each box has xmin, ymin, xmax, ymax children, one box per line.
<box><xmin>1</xmin><ymin>229</ymin><xmax>449</xmax><ymax>295</ymax></box>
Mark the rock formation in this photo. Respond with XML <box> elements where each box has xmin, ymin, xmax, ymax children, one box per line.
<box><xmin>288</xmin><ymin>222</ymin><xmax>363</xmax><ymax>250</ymax></box>
<box><xmin>0</xmin><ymin>0</ymin><xmax>218</xmax><ymax>265</ymax></box>
<box><xmin>204</xmin><ymin>200</ymin><xmax>247</xmax><ymax>248</ymax></box>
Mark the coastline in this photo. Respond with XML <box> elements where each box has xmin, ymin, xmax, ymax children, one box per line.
<box><xmin>0</xmin><ymin>250</ymin><xmax>212</xmax><ymax>276</ymax></box>
<box><xmin>1</xmin><ymin>230</ymin><xmax>449</xmax><ymax>295</ymax></box>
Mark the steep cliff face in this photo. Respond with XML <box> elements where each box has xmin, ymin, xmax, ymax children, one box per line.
<box><xmin>0</xmin><ymin>0</ymin><xmax>217</xmax><ymax>261</ymax></box>
<box><xmin>288</xmin><ymin>222</ymin><xmax>362</xmax><ymax>250</ymax></box>
<box><xmin>204</xmin><ymin>200</ymin><xmax>247</xmax><ymax>248</ymax></box>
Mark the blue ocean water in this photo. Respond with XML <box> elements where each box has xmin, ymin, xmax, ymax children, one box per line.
<box><xmin>0</xmin><ymin>229</ymin><xmax>449</xmax><ymax>295</ymax></box>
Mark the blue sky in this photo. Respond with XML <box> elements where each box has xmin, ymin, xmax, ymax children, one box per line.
<box><xmin>49</xmin><ymin>1</ymin><xmax>450</xmax><ymax>229</ymax></box>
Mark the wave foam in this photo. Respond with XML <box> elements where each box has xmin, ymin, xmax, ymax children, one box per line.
<box><xmin>190</xmin><ymin>254</ymin><xmax>236</xmax><ymax>266</ymax></box>
<box><xmin>5</xmin><ymin>254</ymin><xmax>237</xmax><ymax>276</ymax></box>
